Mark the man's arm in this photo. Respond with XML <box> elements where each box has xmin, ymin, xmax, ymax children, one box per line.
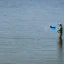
<box><xmin>57</xmin><ymin>27</ymin><xmax>61</xmax><ymax>33</ymax></box>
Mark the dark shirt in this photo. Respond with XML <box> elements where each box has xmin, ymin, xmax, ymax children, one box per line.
<box><xmin>57</xmin><ymin>26</ymin><xmax>63</xmax><ymax>36</ymax></box>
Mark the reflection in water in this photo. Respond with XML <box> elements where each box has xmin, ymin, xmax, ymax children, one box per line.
<box><xmin>57</xmin><ymin>37</ymin><xmax>63</xmax><ymax>64</ymax></box>
<box><xmin>58</xmin><ymin>37</ymin><xmax>62</xmax><ymax>48</ymax></box>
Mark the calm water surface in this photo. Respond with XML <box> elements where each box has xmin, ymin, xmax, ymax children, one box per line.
<box><xmin>0</xmin><ymin>0</ymin><xmax>64</xmax><ymax>64</ymax></box>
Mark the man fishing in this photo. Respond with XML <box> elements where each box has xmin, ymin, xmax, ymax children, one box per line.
<box><xmin>57</xmin><ymin>23</ymin><xmax>63</xmax><ymax>38</ymax></box>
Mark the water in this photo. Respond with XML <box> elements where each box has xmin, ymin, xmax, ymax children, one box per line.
<box><xmin>0</xmin><ymin>0</ymin><xmax>64</xmax><ymax>64</ymax></box>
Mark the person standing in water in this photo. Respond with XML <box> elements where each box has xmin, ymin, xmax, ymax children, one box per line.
<box><xmin>57</xmin><ymin>23</ymin><xmax>63</xmax><ymax>38</ymax></box>
<box><xmin>57</xmin><ymin>24</ymin><xmax>63</xmax><ymax>64</ymax></box>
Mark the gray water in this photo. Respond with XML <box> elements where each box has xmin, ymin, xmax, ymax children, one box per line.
<box><xmin>0</xmin><ymin>0</ymin><xmax>64</xmax><ymax>64</ymax></box>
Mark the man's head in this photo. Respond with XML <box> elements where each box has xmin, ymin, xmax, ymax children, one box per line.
<box><xmin>58</xmin><ymin>23</ymin><xmax>62</xmax><ymax>26</ymax></box>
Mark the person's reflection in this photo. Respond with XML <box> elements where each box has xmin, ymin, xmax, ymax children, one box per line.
<box><xmin>58</xmin><ymin>37</ymin><xmax>62</xmax><ymax>48</ymax></box>
<box><xmin>57</xmin><ymin>37</ymin><xmax>63</xmax><ymax>63</ymax></box>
